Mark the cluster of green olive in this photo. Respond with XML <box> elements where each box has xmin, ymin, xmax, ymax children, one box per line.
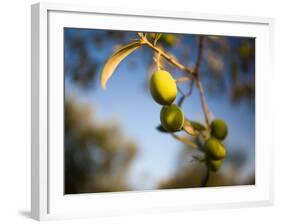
<box><xmin>149</xmin><ymin>70</ymin><xmax>184</xmax><ymax>132</ymax></box>
<box><xmin>149</xmin><ymin>69</ymin><xmax>228</xmax><ymax>172</ymax></box>
<box><xmin>204</xmin><ymin>119</ymin><xmax>228</xmax><ymax>172</ymax></box>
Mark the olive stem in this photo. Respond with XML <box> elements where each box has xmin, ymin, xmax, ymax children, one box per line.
<box><xmin>194</xmin><ymin>36</ymin><xmax>210</xmax><ymax>128</ymax></box>
<box><xmin>175</xmin><ymin>76</ymin><xmax>190</xmax><ymax>83</ymax></box>
<box><xmin>195</xmin><ymin>77</ymin><xmax>210</xmax><ymax>127</ymax></box>
<box><xmin>142</xmin><ymin>37</ymin><xmax>195</xmax><ymax>77</ymax></box>
<box><xmin>195</xmin><ymin>36</ymin><xmax>211</xmax><ymax>186</ymax></box>
<box><xmin>176</xmin><ymin>77</ymin><xmax>194</xmax><ymax>107</ymax></box>
<box><xmin>155</xmin><ymin>51</ymin><xmax>161</xmax><ymax>70</ymax></box>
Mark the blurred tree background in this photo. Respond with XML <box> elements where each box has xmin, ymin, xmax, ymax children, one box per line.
<box><xmin>64</xmin><ymin>28</ymin><xmax>255</xmax><ymax>194</ymax></box>
<box><xmin>65</xmin><ymin>98</ymin><xmax>137</xmax><ymax>193</ymax></box>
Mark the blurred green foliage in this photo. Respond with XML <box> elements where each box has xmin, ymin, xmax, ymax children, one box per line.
<box><xmin>65</xmin><ymin>98</ymin><xmax>137</xmax><ymax>194</ymax></box>
<box><xmin>158</xmin><ymin>148</ymin><xmax>254</xmax><ymax>189</ymax></box>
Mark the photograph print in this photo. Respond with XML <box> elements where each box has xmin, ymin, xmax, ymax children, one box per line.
<box><xmin>64</xmin><ymin>28</ymin><xmax>255</xmax><ymax>194</ymax></box>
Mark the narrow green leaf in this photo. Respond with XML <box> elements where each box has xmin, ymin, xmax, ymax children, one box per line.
<box><xmin>172</xmin><ymin>133</ymin><xmax>197</xmax><ymax>149</ymax></box>
<box><xmin>182</xmin><ymin>119</ymin><xmax>197</xmax><ymax>136</ymax></box>
<box><xmin>101</xmin><ymin>41</ymin><xmax>142</xmax><ymax>90</ymax></box>
<box><xmin>189</xmin><ymin>120</ymin><xmax>206</xmax><ymax>131</ymax></box>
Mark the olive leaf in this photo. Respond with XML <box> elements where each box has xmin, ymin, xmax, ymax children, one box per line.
<box><xmin>182</xmin><ymin>119</ymin><xmax>197</xmax><ymax>136</ymax></box>
<box><xmin>189</xmin><ymin>120</ymin><xmax>206</xmax><ymax>131</ymax></box>
<box><xmin>171</xmin><ymin>133</ymin><xmax>197</xmax><ymax>149</ymax></box>
<box><xmin>101</xmin><ymin>41</ymin><xmax>142</xmax><ymax>90</ymax></box>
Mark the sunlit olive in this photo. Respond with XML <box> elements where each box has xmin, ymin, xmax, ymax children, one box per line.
<box><xmin>160</xmin><ymin>104</ymin><xmax>184</xmax><ymax>132</ymax></box>
<box><xmin>150</xmin><ymin>70</ymin><xmax>177</xmax><ymax>105</ymax></box>
<box><xmin>161</xmin><ymin>34</ymin><xmax>178</xmax><ymax>46</ymax></box>
<box><xmin>207</xmin><ymin>158</ymin><xmax>223</xmax><ymax>172</ymax></box>
<box><xmin>211</xmin><ymin>119</ymin><xmax>228</xmax><ymax>140</ymax></box>
<box><xmin>203</xmin><ymin>138</ymin><xmax>226</xmax><ymax>160</ymax></box>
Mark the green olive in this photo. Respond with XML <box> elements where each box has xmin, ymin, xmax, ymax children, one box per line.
<box><xmin>204</xmin><ymin>138</ymin><xmax>226</xmax><ymax>160</ymax></box>
<box><xmin>161</xmin><ymin>34</ymin><xmax>178</xmax><ymax>46</ymax></box>
<box><xmin>150</xmin><ymin>70</ymin><xmax>177</xmax><ymax>105</ymax></box>
<box><xmin>211</xmin><ymin>119</ymin><xmax>228</xmax><ymax>140</ymax></box>
<box><xmin>207</xmin><ymin>158</ymin><xmax>223</xmax><ymax>172</ymax></box>
<box><xmin>160</xmin><ymin>104</ymin><xmax>184</xmax><ymax>132</ymax></box>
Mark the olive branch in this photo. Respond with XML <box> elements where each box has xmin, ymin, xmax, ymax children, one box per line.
<box><xmin>100</xmin><ymin>32</ymin><xmax>228</xmax><ymax>187</ymax></box>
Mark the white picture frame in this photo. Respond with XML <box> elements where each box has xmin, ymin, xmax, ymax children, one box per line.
<box><xmin>31</xmin><ymin>2</ymin><xmax>274</xmax><ymax>221</ymax></box>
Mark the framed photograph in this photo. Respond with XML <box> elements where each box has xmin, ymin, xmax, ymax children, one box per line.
<box><xmin>31</xmin><ymin>2</ymin><xmax>274</xmax><ymax>221</ymax></box>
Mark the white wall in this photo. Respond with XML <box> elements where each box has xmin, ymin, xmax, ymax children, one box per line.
<box><xmin>0</xmin><ymin>0</ymin><xmax>279</xmax><ymax>223</ymax></box>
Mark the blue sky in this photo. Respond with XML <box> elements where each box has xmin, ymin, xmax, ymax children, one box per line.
<box><xmin>65</xmin><ymin>28</ymin><xmax>255</xmax><ymax>189</ymax></box>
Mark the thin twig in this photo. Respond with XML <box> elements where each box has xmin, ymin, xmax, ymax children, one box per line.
<box><xmin>177</xmin><ymin>86</ymin><xmax>185</xmax><ymax>96</ymax></box>
<box><xmin>195</xmin><ymin>79</ymin><xmax>210</xmax><ymax>127</ymax></box>
<box><xmin>194</xmin><ymin>36</ymin><xmax>204</xmax><ymax>76</ymax></box>
<box><xmin>187</xmin><ymin>79</ymin><xmax>194</xmax><ymax>96</ymax></box>
<box><xmin>194</xmin><ymin>36</ymin><xmax>212</xmax><ymax>186</ymax></box>
<box><xmin>177</xmin><ymin>80</ymin><xmax>194</xmax><ymax>107</ymax></box>
<box><xmin>175</xmin><ymin>76</ymin><xmax>191</xmax><ymax>83</ymax></box>
<box><xmin>194</xmin><ymin>36</ymin><xmax>211</xmax><ymax>127</ymax></box>
<box><xmin>152</xmin><ymin>35</ymin><xmax>162</xmax><ymax>70</ymax></box>
<box><xmin>142</xmin><ymin>37</ymin><xmax>194</xmax><ymax>77</ymax></box>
